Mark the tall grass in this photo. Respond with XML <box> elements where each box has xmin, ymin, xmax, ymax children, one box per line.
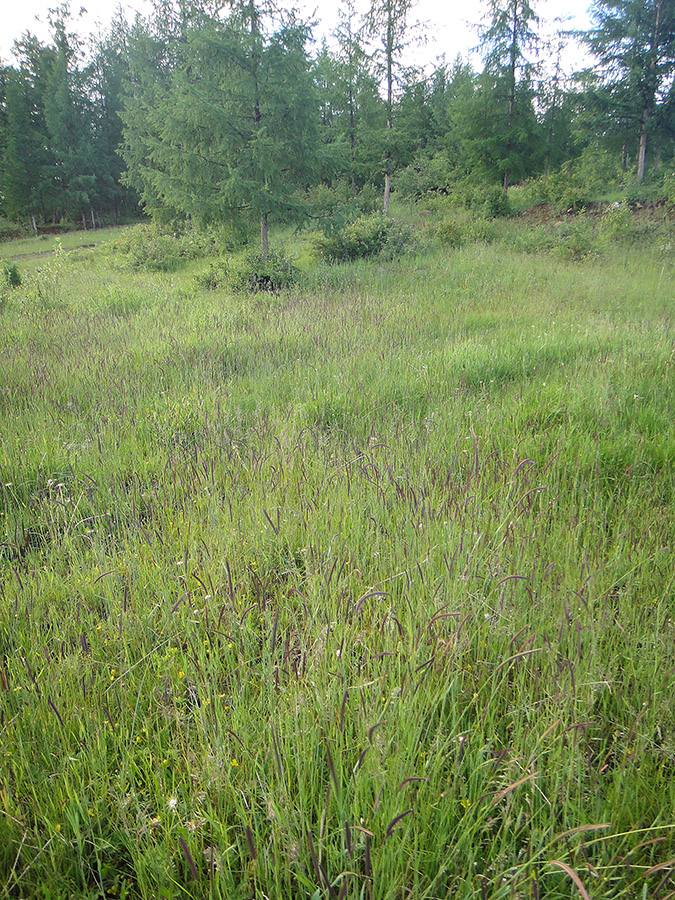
<box><xmin>0</xmin><ymin>216</ymin><xmax>673</xmax><ymax>899</ymax></box>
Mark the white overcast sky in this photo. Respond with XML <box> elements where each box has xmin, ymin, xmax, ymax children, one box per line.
<box><xmin>0</xmin><ymin>0</ymin><xmax>593</xmax><ymax>73</ymax></box>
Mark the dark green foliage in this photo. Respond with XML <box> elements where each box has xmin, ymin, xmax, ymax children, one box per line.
<box><xmin>315</xmin><ymin>213</ymin><xmax>416</xmax><ymax>262</ymax></box>
<box><xmin>586</xmin><ymin>0</ymin><xmax>675</xmax><ymax>183</ymax></box>
<box><xmin>0</xmin><ymin>10</ymin><xmax>137</xmax><ymax>230</ymax></box>
<box><xmin>435</xmin><ymin>216</ymin><xmax>497</xmax><ymax>247</ymax></box>
<box><xmin>2</xmin><ymin>263</ymin><xmax>22</xmax><ymax>287</ymax></box>
<box><xmin>194</xmin><ymin>261</ymin><xmax>231</xmax><ymax>290</ymax></box>
<box><xmin>474</xmin><ymin>0</ymin><xmax>542</xmax><ymax>191</ymax></box>
<box><xmin>231</xmin><ymin>248</ymin><xmax>298</xmax><ymax>292</ymax></box>
<box><xmin>3</xmin><ymin>0</ymin><xmax>675</xmax><ymax>243</ymax></box>
<box><xmin>120</xmin><ymin>1</ymin><xmax>321</xmax><ymax>254</ymax></box>
<box><xmin>113</xmin><ymin>226</ymin><xmax>182</xmax><ymax>271</ymax></box>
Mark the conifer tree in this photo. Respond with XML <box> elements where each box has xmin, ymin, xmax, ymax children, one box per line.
<box><xmin>121</xmin><ymin>0</ymin><xmax>319</xmax><ymax>254</ymax></box>
<box><xmin>365</xmin><ymin>0</ymin><xmax>416</xmax><ymax>212</ymax></box>
<box><xmin>1</xmin><ymin>46</ymin><xmax>53</xmax><ymax>230</ymax></box>
<box><xmin>587</xmin><ymin>0</ymin><xmax>675</xmax><ymax>182</ymax></box>
<box><xmin>477</xmin><ymin>0</ymin><xmax>541</xmax><ymax>193</ymax></box>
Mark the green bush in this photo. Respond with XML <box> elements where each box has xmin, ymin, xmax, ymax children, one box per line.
<box><xmin>315</xmin><ymin>214</ymin><xmax>417</xmax><ymax>263</ymax></box>
<box><xmin>112</xmin><ymin>225</ymin><xmax>180</xmax><ymax>271</ymax></box>
<box><xmin>599</xmin><ymin>203</ymin><xmax>634</xmax><ymax>245</ymax></box>
<box><xmin>444</xmin><ymin>179</ymin><xmax>512</xmax><ymax>218</ymax></box>
<box><xmin>130</xmin><ymin>234</ymin><xmax>181</xmax><ymax>272</ymax></box>
<box><xmin>2</xmin><ymin>262</ymin><xmax>22</xmax><ymax>288</ymax></box>
<box><xmin>663</xmin><ymin>171</ymin><xmax>675</xmax><ymax>208</ymax></box>
<box><xmin>509</xmin><ymin>224</ymin><xmax>558</xmax><ymax>254</ymax></box>
<box><xmin>435</xmin><ymin>216</ymin><xmax>497</xmax><ymax>248</ymax></box>
<box><xmin>396</xmin><ymin>153</ymin><xmax>456</xmax><ymax>199</ymax></box>
<box><xmin>553</xmin><ymin>218</ymin><xmax>597</xmax><ymax>261</ymax></box>
<box><xmin>0</xmin><ymin>218</ymin><xmax>25</xmax><ymax>242</ymax></box>
<box><xmin>527</xmin><ymin>147</ymin><xmax>622</xmax><ymax>213</ymax></box>
<box><xmin>306</xmin><ymin>182</ymin><xmax>381</xmax><ymax>224</ymax></box>
<box><xmin>194</xmin><ymin>260</ymin><xmax>230</xmax><ymax>290</ymax></box>
<box><xmin>231</xmin><ymin>249</ymin><xmax>298</xmax><ymax>293</ymax></box>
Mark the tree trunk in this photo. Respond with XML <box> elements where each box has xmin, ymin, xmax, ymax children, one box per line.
<box><xmin>384</xmin><ymin>7</ymin><xmax>393</xmax><ymax>214</ymax></box>
<box><xmin>260</xmin><ymin>212</ymin><xmax>269</xmax><ymax>258</ymax></box>
<box><xmin>652</xmin><ymin>138</ymin><xmax>662</xmax><ymax>173</ymax></box>
<box><xmin>502</xmin><ymin>0</ymin><xmax>517</xmax><ymax>197</ymax></box>
<box><xmin>383</xmin><ymin>170</ymin><xmax>391</xmax><ymax>214</ymax></box>
<box><xmin>637</xmin><ymin>103</ymin><xmax>648</xmax><ymax>184</ymax></box>
<box><xmin>30</xmin><ymin>213</ymin><xmax>38</xmax><ymax>237</ymax></box>
<box><xmin>637</xmin><ymin>0</ymin><xmax>664</xmax><ymax>184</ymax></box>
<box><xmin>349</xmin><ymin>87</ymin><xmax>356</xmax><ymax>191</ymax></box>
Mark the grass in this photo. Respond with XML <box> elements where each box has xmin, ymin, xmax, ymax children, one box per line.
<box><xmin>0</xmin><ymin>227</ymin><xmax>127</xmax><ymax>266</ymax></box>
<box><xmin>0</xmin><ymin>208</ymin><xmax>674</xmax><ymax>899</ymax></box>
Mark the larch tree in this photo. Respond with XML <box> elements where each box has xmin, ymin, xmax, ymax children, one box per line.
<box><xmin>478</xmin><ymin>0</ymin><xmax>540</xmax><ymax>193</ymax></box>
<box><xmin>365</xmin><ymin>0</ymin><xmax>417</xmax><ymax>212</ymax></box>
<box><xmin>1</xmin><ymin>39</ymin><xmax>54</xmax><ymax>231</ymax></box>
<box><xmin>121</xmin><ymin>0</ymin><xmax>319</xmax><ymax>255</ymax></box>
<box><xmin>587</xmin><ymin>0</ymin><xmax>675</xmax><ymax>182</ymax></box>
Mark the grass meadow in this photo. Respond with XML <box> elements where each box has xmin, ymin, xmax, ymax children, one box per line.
<box><xmin>0</xmin><ymin>208</ymin><xmax>674</xmax><ymax>899</ymax></box>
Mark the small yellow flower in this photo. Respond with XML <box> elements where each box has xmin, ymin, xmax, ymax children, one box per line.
<box><xmin>178</xmin><ymin>671</ymin><xmax>185</xmax><ymax>678</ymax></box>
<box><xmin>55</xmin><ymin>823</ymin><xmax>61</xmax><ymax>832</ymax></box>
<box><xmin>460</xmin><ymin>799</ymin><xmax>471</xmax><ymax>809</ymax></box>
<box><xmin>231</xmin><ymin>758</ymin><xmax>239</xmax><ymax>768</ymax></box>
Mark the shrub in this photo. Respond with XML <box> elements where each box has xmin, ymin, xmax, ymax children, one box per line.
<box><xmin>129</xmin><ymin>233</ymin><xmax>181</xmax><ymax>272</ymax></box>
<box><xmin>509</xmin><ymin>224</ymin><xmax>558</xmax><ymax>254</ymax></box>
<box><xmin>315</xmin><ymin>214</ymin><xmax>417</xmax><ymax>263</ymax></box>
<box><xmin>306</xmin><ymin>182</ymin><xmax>381</xmax><ymax>224</ymax></box>
<box><xmin>599</xmin><ymin>203</ymin><xmax>634</xmax><ymax>245</ymax></box>
<box><xmin>28</xmin><ymin>240</ymin><xmax>67</xmax><ymax>306</ymax></box>
<box><xmin>396</xmin><ymin>153</ymin><xmax>456</xmax><ymax>199</ymax></box>
<box><xmin>2</xmin><ymin>262</ymin><xmax>22</xmax><ymax>288</ymax></box>
<box><xmin>553</xmin><ymin>218</ymin><xmax>597</xmax><ymax>261</ymax></box>
<box><xmin>194</xmin><ymin>261</ymin><xmax>230</xmax><ymax>290</ymax></box>
<box><xmin>435</xmin><ymin>216</ymin><xmax>497</xmax><ymax>248</ymax></box>
<box><xmin>445</xmin><ymin>179</ymin><xmax>512</xmax><ymax>217</ymax></box>
<box><xmin>231</xmin><ymin>249</ymin><xmax>298</xmax><ymax>293</ymax></box>
<box><xmin>0</xmin><ymin>218</ymin><xmax>25</xmax><ymax>242</ymax></box>
<box><xmin>480</xmin><ymin>185</ymin><xmax>511</xmax><ymax>218</ymax></box>
<box><xmin>663</xmin><ymin>170</ymin><xmax>675</xmax><ymax>208</ymax></box>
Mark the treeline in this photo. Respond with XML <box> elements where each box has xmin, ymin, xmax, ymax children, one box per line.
<box><xmin>1</xmin><ymin>0</ymin><xmax>675</xmax><ymax>241</ymax></box>
<box><xmin>0</xmin><ymin>8</ymin><xmax>134</xmax><ymax>232</ymax></box>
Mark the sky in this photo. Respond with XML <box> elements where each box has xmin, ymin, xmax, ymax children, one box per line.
<box><xmin>0</xmin><ymin>0</ymin><xmax>593</xmax><ymax>74</ymax></box>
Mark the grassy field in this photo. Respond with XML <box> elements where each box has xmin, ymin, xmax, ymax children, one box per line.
<box><xmin>0</xmin><ymin>209</ymin><xmax>674</xmax><ymax>899</ymax></box>
<box><xmin>0</xmin><ymin>228</ymin><xmax>127</xmax><ymax>265</ymax></box>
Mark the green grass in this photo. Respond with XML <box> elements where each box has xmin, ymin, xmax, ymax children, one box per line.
<box><xmin>0</xmin><ymin>212</ymin><xmax>674</xmax><ymax>899</ymax></box>
<box><xmin>0</xmin><ymin>227</ymin><xmax>127</xmax><ymax>267</ymax></box>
